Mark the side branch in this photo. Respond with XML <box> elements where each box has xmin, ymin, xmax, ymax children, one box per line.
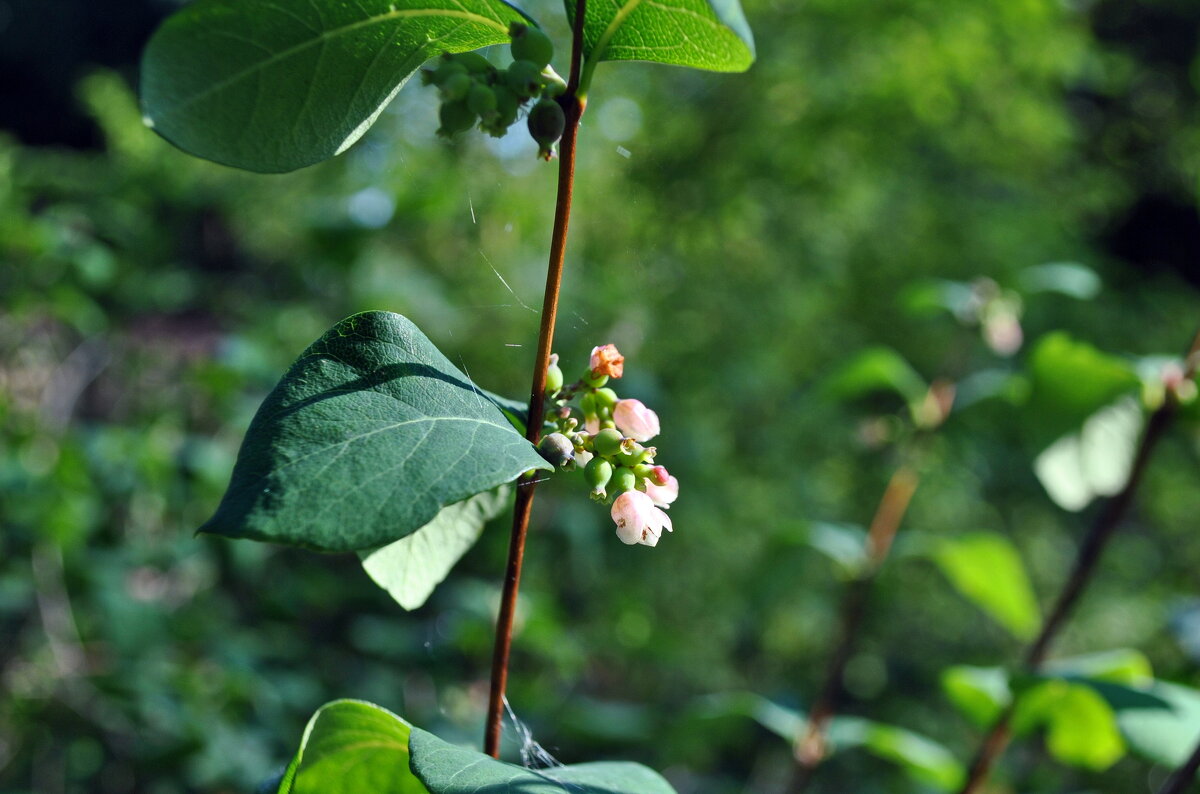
<box><xmin>955</xmin><ymin>329</ymin><xmax>1200</xmax><ymax>794</ymax></box>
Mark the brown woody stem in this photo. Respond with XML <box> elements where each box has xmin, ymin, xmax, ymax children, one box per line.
<box><xmin>483</xmin><ymin>0</ymin><xmax>588</xmax><ymax>758</ymax></box>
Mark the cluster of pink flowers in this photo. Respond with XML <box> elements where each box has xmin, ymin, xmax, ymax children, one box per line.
<box><xmin>537</xmin><ymin>344</ymin><xmax>679</xmax><ymax>547</ymax></box>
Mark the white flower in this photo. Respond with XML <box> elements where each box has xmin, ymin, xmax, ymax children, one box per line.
<box><xmin>643</xmin><ymin>474</ymin><xmax>679</xmax><ymax>509</ymax></box>
<box><xmin>613</xmin><ymin>399</ymin><xmax>660</xmax><ymax>442</ymax></box>
<box><xmin>611</xmin><ymin>490</ymin><xmax>673</xmax><ymax>546</ymax></box>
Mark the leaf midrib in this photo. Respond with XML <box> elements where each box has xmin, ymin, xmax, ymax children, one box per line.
<box><xmin>590</xmin><ymin>0</ymin><xmax>645</xmax><ymax>65</ymax></box>
<box><xmin>155</xmin><ymin>7</ymin><xmax>508</xmax><ymax>119</ymax></box>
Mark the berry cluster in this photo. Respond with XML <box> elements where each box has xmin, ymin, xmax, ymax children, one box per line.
<box><xmin>422</xmin><ymin>23</ymin><xmax>567</xmax><ymax>159</ymax></box>
<box><xmin>536</xmin><ymin>345</ymin><xmax>679</xmax><ymax>547</ymax></box>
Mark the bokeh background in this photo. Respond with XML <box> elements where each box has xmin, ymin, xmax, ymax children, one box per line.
<box><xmin>2</xmin><ymin>0</ymin><xmax>1200</xmax><ymax>791</ymax></box>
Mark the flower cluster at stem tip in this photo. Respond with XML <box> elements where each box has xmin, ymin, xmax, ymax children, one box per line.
<box><xmin>535</xmin><ymin>345</ymin><xmax>679</xmax><ymax>547</ymax></box>
<box><xmin>421</xmin><ymin>23</ymin><xmax>567</xmax><ymax>160</ymax></box>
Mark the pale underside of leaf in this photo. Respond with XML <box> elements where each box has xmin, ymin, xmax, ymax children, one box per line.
<box><xmin>141</xmin><ymin>0</ymin><xmax>530</xmax><ymax>172</ymax></box>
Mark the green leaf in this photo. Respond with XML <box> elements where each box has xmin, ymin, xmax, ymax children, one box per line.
<box><xmin>568</xmin><ymin>0</ymin><xmax>754</xmax><ymax>79</ymax></box>
<box><xmin>360</xmin><ymin>487</ymin><xmax>510</xmax><ymax>610</ymax></box>
<box><xmin>827</xmin><ymin>717</ymin><xmax>964</xmax><ymax>791</ymax></box>
<box><xmin>822</xmin><ymin>347</ymin><xmax>928</xmax><ymax>407</ymax></box>
<box><xmin>141</xmin><ymin>0</ymin><xmax>532</xmax><ymax>172</ymax></box>
<box><xmin>1041</xmin><ymin>648</ymin><xmax>1154</xmax><ymax>686</ymax></box>
<box><xmin>200</xmin><ymin>311</ymin><xmax>550</xmax><ymax>552</ymax></box>
<box><xmin>805</xmin><ymin>522</ymin><xmax>870</xmax><ymax>579</ymax></box>
<box><xmin>1013</xmin><ymin>680</ymin><xmax>1125</xmax><ymax>771</ymax></box>
<box><xmin>933</xmin><ymin>532</ymin><xmax>1041</xmax><ymax>640</ymax></box>
<box><xmin>1116</xmin><ymin>681</ymin><xmax>1200</xmax><ymax>767</ymax></box>
<box><xmin>1034</xmin><ymin>397</ymin><xmax>1142</xmax><ymax>512</ymax></box>
<box><xmin>281</xmin><ymin>700</ymin><xmax>428</xmax><ymax>794</ymax></box>
<box><xmin>1027</xmin><ymin>332</ymin><xmax>1140</xmax><ymax>443</ymax></box>
<box><xmin>407</xmin><ymin>727</ymin><xmax>677</xmax><ymax>793</ymax></box>
<box><xmin>1018</xmin><ymin>263</ymin><xmax>1102</xmax><ymax>300</ymax></box>
<box><xmin>941</xmin><ymin>666</ymin><xmax>1011</xmax><ymax>727</ymax></box>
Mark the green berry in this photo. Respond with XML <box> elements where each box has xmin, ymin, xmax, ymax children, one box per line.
<box><xmin>505</xmin><ymin>59</ymin><xmax>544</xmax><ymax>99</ymax></box>
<box><xmin>467</xmin><ymin>83</ymin><xmax>498</xmax><ymax>119</ymax></box>
<box><xmin>585</xmin><ymin>457</ymin><xmax>613</xmax><ymax>500</ymax></box>
<box><xmin>453</xmin><ymin>51</ymin><xmax>494</xmax><ymax>74</ymax></box>
<box><xmin>593</xmin><ymin>428</ymin><xmax>625</xmax><ymax>458</ymax></box>
<box><xmin>594</xmin><ymin>387</ymin><xmax>618</xmax><ymax>411</ymax></box>
<box><xmin>437</xmin><ymin>100</ymin><xmax>476</xmax><ymax>138</ymax></box>
<box><xmin>440</xmin><ymin>72</ymin><xmax>471</xmax><ymax>101</ymax></box>
<box><xmin>509</xmin><ymin>23</ymin><xmax>554</xmax><ymax>69</ymax></box>
<box><xmin>610</xmin><ymin>467</ymin><xmax>638</xmax><ymax>494</ymax></box>
<box><xmin>582</xmin><ymin>371</ymin><xmax>608</xmax><ymax>388</ymax></box>
<box><xmin>429</xmin><ymin>58</ymin><xmax>468</xmax><ymax>86</ymax></box>
<box><xmin>617</xmin><ymin>443</ymin><xmax>649</xmax><ymax>467</ymax></box>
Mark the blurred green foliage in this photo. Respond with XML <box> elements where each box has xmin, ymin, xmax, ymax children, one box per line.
<box><xmin>2</xmin><ymin>0</ymin><xmax>1200</xmax><ymax>792</ymax></box>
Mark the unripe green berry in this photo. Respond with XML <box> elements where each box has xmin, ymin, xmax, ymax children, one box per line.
<box><xmin>437</xmin><ymin>100</ymin><xmax>477</xmax><ymax>138</ymax></box>
<box><xmin>610</xmin><ymin>467</ymin><xmax>638</xmax><ymax>494</ymax></box>
<box><xmin>585</xmin><ymin>457</ymin><xmax>613</xmax><ymax>500</ymax></box>
<box><xmin>440</xmin><ymin>72</ymin><xmax>471</xmax><ymax>101</ymax></box>
<box><xmin>429</xmin><ymin>58</ymin><xmax>468</xmax><ymax>86</ymax></box>
<box><xmin>593</xmin><ymin>428</ymin><xmax>625</xmax><ymax>458</ymax></box>
<box><xmin>452</xmin><ymin>51</ymin><xmax>494</xmax><ymax>74</ymax></box>
<box><xmin>545</xmin><ymin>361</ymin><xmax>564</xmax><ymax>395</ymax></box>
<box><xmin>537</xmin><ymin>432</ymin><xmax>575</xmax><ymax>468</ymax></box>
<box><xmin>582</xmin><ymin>371</ymin><xmax>608</xmax><ymax>388</ymax></box>
<box><xmin>509</xmin><ymin>23</ymin><xmax>554</xmax><ymax>69</ymax></box>
<box><xmin>505</xmin><ymin>59</ymin><xmax>544</xmax><ymax>99</ymax></box>
<box><xmin>579</xmin><ymin>392</ymin><xmax>597</xmax><ymax>421</ymax></box>
<box><xmin>593</xmin><ymin>387</ymin><xmax>618</xmax><ymax>411</ymax></box>
<box><xmin>467</xmin><ymin>82</ymin><xmax>498</xmax><ymax>118</ymax></box>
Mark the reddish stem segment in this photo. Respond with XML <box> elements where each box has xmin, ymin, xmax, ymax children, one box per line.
<box><xmin>789</xmin><ymin>465</ymin><xmax>919</xmax><ymax>792</ymax></box>
<box><xmin>955</xmin><ymin>330</ymin><xmax>1200</xmax><ymax>794</ymax></box>
<box><xmin>483</xmin><ymin>0</ymin><xmax>588</xmax><ymax>759</ymax></box>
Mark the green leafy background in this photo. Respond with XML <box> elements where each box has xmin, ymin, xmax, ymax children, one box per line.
<box><xmin>4</xmin><ymin>0</ymin><xmax>1200</xmax><ymax>791</ymax></box>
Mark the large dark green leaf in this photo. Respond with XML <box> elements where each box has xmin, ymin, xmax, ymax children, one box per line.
<box><xmin>408</xmin><ymin>727</ymin><xmax>677</xmax><ymax>793</ymax></box>
<box><xmin>141</xmin><ymin>0</ymin><xmax>532</xmax><ymax>172</ymax></box>
<box><xmin>568</xmin><ymin>0</ymin><xmax>754</xmax><ymax>79</ymax></box>
<box><xmin>200</xmin><ymin>311</ymin><xmax>550</xmax><ymax>552</ymax></box>
<box><xmin>360</xmin><ymin>487</ymin><xmax>510</xmax><ymax>610</ymax></box>
<box><xmin>280</xmin><ymin>700</ymin><xmax>428</xmax><ymax>794</ymax></box>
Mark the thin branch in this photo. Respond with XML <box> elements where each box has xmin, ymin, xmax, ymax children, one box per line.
<box><xmin>484</xmin><ymin>0</ymin><xmax>588</xmax><ymax>758</ymax></box>
<box><xmin>788</xmin><ymin>465</ymin><xmax>919</xmax><ymax>793</ymax></box>
<box><xmin>955</xmin><ymin>329</ymin><xmax>1200</xmax><ymax>794</ymax></box>
<box><xmin>1157</xmin><ymin>736</ymin><xmax>1200</xmax><ymax>794</ymax></box>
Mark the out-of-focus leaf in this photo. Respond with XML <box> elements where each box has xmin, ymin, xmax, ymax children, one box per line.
<box><xmin>568</xmin><ymin>0</ymin><xmax>754</xmax><ymax>75</ymax></box>
<box><xmin>933</xmin><ymin>532</ymin><xmax>1040</xmax><ymax>640</ymax></box>
<box><xmin>1041</xmin><ymin>648</ymin><xmax>1153</xmax><ymax>686</ymax></box>
<box><xmin>942</xmin><ymin>666</ymin><xmax>1011</xmax><ymax>727</ymax></box>
<box><xmin>1116</xmin><ymin>681</ymin><xmax>1200</xmax><ymax>767</ymax></box>
<box><xmin>1028</xmin><ymin>333</ymin><xmax>1140</xmax><ymax>442</ymax></box>
<box><xmin>806</xmin><ymin>522</ymin><xmax>869</xmax><ymax>579</ymax></box>
<box><xmin>200</xmin><ymin>311</ymin><xmax>550</xmax><ymax>552</ymax></box>
<box><xmin>280</xmin><ymin>700</ymin><xmax>427</xmax><ymax>794</ymax></box>
<box><xmin>1034</xmin><ymin>397</ymin><xmax>1142</xmax><ymax>511</ymax></box>
<box><xmin>1019</xmin><ymin>263</ymin><xmax>1102</xmax><ymax>300</ymax></box>
<box><xmin>141</xmin><ymin>0</ymin><xmax>532</xmax><ymax>172</ymax></box>
<box><xmin>822</xmin><ymin>347</ymin><xmax>927</xmax><ymax>407</ymax></box>
<box><xmin>408</xmin><ymin>727</ymin><xmax>677</xmax><ymax>793</ymax></box>
<box><xmin>360</xmin><ymin>487</ymin><xmax>510</xmax><ymax>610</ymax></box>
<box><xmin>1014</xmin><ymin>680</ymin><xmax>1125</xmax><ymax>771</ymax></box>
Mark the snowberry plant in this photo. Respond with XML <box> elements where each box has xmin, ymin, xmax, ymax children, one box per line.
<box><xmin>139</xmin><ymin>0</ymin><xmax>753</xmax><ymax>791</ymax></box>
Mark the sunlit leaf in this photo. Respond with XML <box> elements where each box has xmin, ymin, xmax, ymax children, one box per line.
<box><xmin>1034</xmin><ymin>397</ymin><xmax>1142</xmax><ymax>511</ymax></box>
<box><xmin>933</xmin><ymin>532</ymin><xmax>1041</xmax><ymax>640</ymax></box>
<box><xmin>942</xmin><ymin>666</ymin><xmax>1011</xmax><ymax>727</ymax></box>
<box><xmin>141</xmin><ymin>0</ymin><xmax>532</xmax><ymax>172</ymax></box>
<box><xmin>1014</xmin><ymin>680</ymin><xmax>1125</xmax><ymax>771</ymax></box>
<box><xmin>822</xmin><ymin>347</ymin><xmax>927</xmax><ymax>407</ymax></box>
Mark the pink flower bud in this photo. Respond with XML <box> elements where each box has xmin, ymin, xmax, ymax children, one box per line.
<box><xmin>612</xmin><ymin>399</ymin><xmax>660</xmax><ymax>442</ymax></box>
<box><xmin>611</xmin><ymin>490</ymin><xmax>673</xmax><ymax>546</ymax></box>
<box><xmin>589</xmin><ymin>344</ymin><xmax>625</xmax><ymax>379</ymax></box>
<box><xmin>643</xmin><ymin>475</ymin><xmax>679</xmax><ymax>509</ymax></box>
<box><xmin>648</xmin><ymin>465</ymin><xmax>670</xmax><ymax>486</ymax></box>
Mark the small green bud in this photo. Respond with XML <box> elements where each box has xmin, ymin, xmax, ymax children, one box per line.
<box><xmin>467</xmin><ymin>82</ymin><xmax>498</xmax><ymax>119</ymax></box>
<box><xmin>585</xmin><ymin>457</ymin><xmax>613</xmax><ymax>500</ymax></box>
<box><xmin>437</xmin><ymin>100</ymin><xmax>477</xmax><ymax>138</ymax></box>
<box><xmin>537</xmin><ymin>432</ymin><xmax>575</xmax><ymax>469</ymax></box>
<box><xmin>480</xmin><ymin>86</ymin><xmax>520</xmax><ymax>136</ymax></box>
<box><xmin>509</xmin><ymin>23</ymin><xmax>554</xmax><ymax>69</ymax></box>
<box><xmin>452</xmin><ymin>51</ymin><xmax>494</xmax><ymax>74</ymax></box>
<box><xmin>617</xmin><ymin>443</ymin><xmax>650</xmax><ymax>467</ymax></box>
<box><xmin>440</xmin><ymin>72</ymin><xmax>471</xmax><ymax>101</ymax></box>
<box><xmin>580</xmin><ymin>392</ymin><xmax>597</xmax><ymax>421</ymax></box>
<box><xmin>593</xmin><ymin>387</ymin><xmax>618</xmax><ymax>411</ymax></box>
<box><xmin>505</xmin><ymin>59</ymin><xmax>544</xmax><ymax>99</ymax></box>
<box><xmin>545</xmin><ymin>361</ymin><xmax>564</xmax><ymax>395</ymax></box>
<box><xmin>582</xmin><ymin>371</ymin><xmax>609</xmax><ymax>388</ymax></box>
<box><xmin>593</xmin><ymin>427</ymin><xmax>625</xmax><ymax>458</ymax></box>
<box><xmin>610</xmin><ymin>467</ymin><xmax>638</xmax><ymax>494</ymax></box>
